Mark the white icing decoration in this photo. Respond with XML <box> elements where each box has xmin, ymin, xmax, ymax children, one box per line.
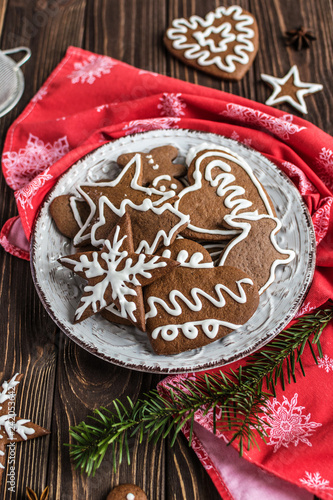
<box><xmin>166</xmin><ymin>6</ymin><xmax>255</xmax><ymax>73</ymax></box>
<box><xmin>104</xmin><ymin>303</ymin><xmax>123</xmax><ymax>318</ymax></box>
<box><xmin>170</xmin><ymin>183</ymin><xmax>178</xmax><ymax>190</ymax></box>
<box><xmin>261</xmin><ymin>65</ymin><xmax>323</xmax><ymax>115</ymax></box>
<box><xmin>152</xmin><ymin>175</ymin><xmax>172</xmax><ymax>186</ymax></box>
<box><xmin>62</xmin><ymin>225</ymin><xmax>168</xmax><ymax>321</ymax></box>
<box><xmin>161</xmin><ymin>249</ymin><xmax>213</xmax><ymax>268</ymax></box>
<box><xmin>160</xmin><ymin>186</ymin><xmax>166</xmax><ymax>192</ymax></box>
<box><xmin>219</xmin><ymin>214</ymin><xmax>295</xmax><ymax>295</ymax></box>
<box><xmin>126</xmin><ymin>494</ymin><xmax>135</xmax><ymax>500</ymax></box>
<box><xmin>0</xmin><ymin>374</ymin><xmax>20</xmax><ymax>405</ymax></box>
<box><xmin>90</xmin><ymin>199</ymin><xmax>189</xmax><ymax>253</ymax></box>
<box><xmin>175</xmin><ymin>143</ymin><xmax>274</xmax><ymax>237</ymax></box>
<box><xmin>153</xmin><ymin>164</ymin><xmax>159</xmax><ymax>170</ymax></box>
<box><xmin>0</xmin><ymin>374</ymin><xmax>35</xmax><ymax>458</ymax></box>
<box><xmin>73</xmin><ymin>154</ymin><xmax>176</xmax><ymax>246</ymax></box>
<box><xmin>13</xmin><ymin>419</ymin><xmax>35</xmax><ymax>440</ymax></box>
<box><xmin>148</xmin><ymin>159</ymin><xmax>154</xmax><ymax>164</ymax></box>
<box><xmin>146</xmin><ymin>277</ymin><xmax>252</xmax><ymax>323</ymax></box>
<box><xmin>69</xmin><ymin>196</ymin><xmax>85</xmax><ymax>228</ymax></box>
<box><xmin>152</xmin><ymin>319</ymin><xmax>242</xmax><ymax>341</ymax></box>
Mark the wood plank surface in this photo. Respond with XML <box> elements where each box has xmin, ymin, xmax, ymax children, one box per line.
<box><xmin>0</xmin><ymin>0</ymin><xmax>332</xmax><ymax>499</ymax></box>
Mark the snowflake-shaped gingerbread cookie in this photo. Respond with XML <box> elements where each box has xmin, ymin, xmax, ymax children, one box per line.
<box><xmin>59</xmin><ymin>213</ymin><xmax>179</xmax><ymax>330</ymax></box>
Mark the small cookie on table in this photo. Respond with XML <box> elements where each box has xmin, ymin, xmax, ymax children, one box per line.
<box><xmin>164</xmin><ymin>5</ymin><xmax>259</xmax><ymax>80</ymax></box>
<box><xmin>106</xmin><ymin>484</ymin><xmax>147</xmax><ymax>500</ymax></box>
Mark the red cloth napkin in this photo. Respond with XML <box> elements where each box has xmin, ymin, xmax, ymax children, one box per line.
<box><xmin>1</xmin><ymin>46</ymin><xmax>333</xmax><ymax>499</ymax></box>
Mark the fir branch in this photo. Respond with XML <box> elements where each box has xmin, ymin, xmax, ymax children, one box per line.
<box><xmin>67</xmin><ymin>306</ymin><xmax>333</xmax><ymax>476</ymax></box>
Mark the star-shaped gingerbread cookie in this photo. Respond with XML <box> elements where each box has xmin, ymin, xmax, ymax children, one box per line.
<box><xmin>59</xmin><ymin>213</ymin><xmax>180</xmax><ymax>330</ymax></box>
<box><xmin>73</xmin><ymin>153</ymin><xmax>179</xmax><ymax>248</ymax></box>
<box><xmin>0</xmin><ymin>374</ymin><xmax>50</xmax><ymax>489</ymax></box>
<box><xmin>74</xmin><ymin>154</ymin><xmax>189</xmax><ymax>252</ymax></box>
<box><xmin>261</xmin><ymin>65</ymin><xmax>323</xmax><ymax>114</ymax></box>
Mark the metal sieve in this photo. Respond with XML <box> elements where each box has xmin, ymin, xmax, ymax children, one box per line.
<box><xmin>0</xmin><ymin>47</ymin><xmax>31</xmax><ymax>118</ymax></box>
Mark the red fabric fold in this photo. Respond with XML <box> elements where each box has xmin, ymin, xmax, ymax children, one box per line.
<box><xmin>1</xmin><ymin>46</ymin><xmax>333</xmax><ymax>499</ymax></box>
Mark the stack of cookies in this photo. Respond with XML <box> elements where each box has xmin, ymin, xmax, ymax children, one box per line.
<box><xmin>51</xmin><ymin>143</ymin><xmax>295</xmax><ymax>355</ymax></box>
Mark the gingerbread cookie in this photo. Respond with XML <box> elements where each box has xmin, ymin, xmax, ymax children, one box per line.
<box><xmin>164</xmin><ymin>5</ymin><xmax>259</xmax><ymax>80</ymax></box>
<box><xmin>176</xmin><ymin>143</ymin><xmax>275</xmax><ymax>241</ymax></box>
<box><xmin>50</xmin><ymin>194</ymin><xmax>90</xmax><ymax>239</ymax></box>
<box><xmin>106</xmin><ymin>484</ymin><xmax>147</xmax><ymax>500</ymax></box>
<box><xmin>117</xmin><ymin>146</ymin><xmax>187</xmax><ymax>186</ymax></box>
<box><xmin>101</xmin><ymin>303</ymin><xmax>132</xmax><ymax>326</ymax></box>
<box><xmin>101</xmin><ymin>239</ymin><xmax>213</xmax><ymax>328</ymax></box>
<box><xmin>144</xmin><ymin>266</ymin><xmax>259</xmax><ymax>355</ymax></box>
<box><xmin>59</xmin><ymin>213</ymin><xmax>179</xmax><ymax>329</ymax></box>
<box><xmin>219</xmin><ymin>214</ymin><xmax>295</xmax><ymax>294</ymax></box>
<box><xmin>73</xmin><ymin>154</ymin><xmax>189</xmax><ymax>253</ymax></box>
<box><xmin>261</xmin><ymin>65</ymin><xmax>323</xmax><ymax>114</ymax></box>
<box><xmin>0</xmin><ymin>374</ymin><xmax>50</xmax><ymax>489</ymax></box>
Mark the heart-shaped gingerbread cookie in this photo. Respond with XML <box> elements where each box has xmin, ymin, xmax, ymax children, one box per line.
<box><xmin>175</xmin><ymin>143</ymin><xmax>275</xmax><ymax>241</ymax></box>
<box><xmin>164</xmin><ymin>5</ymin><xmax>259</xmax><ymax>80</ymax></box>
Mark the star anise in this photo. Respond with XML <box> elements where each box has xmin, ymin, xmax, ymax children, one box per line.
<box><xmin>284</xmin><ymin>26</ymin><xmax>316</xmax><ymax>51</ymax></box>
<box><xmin>26</xmin><ymin>486</ymin><xmax>49</xmax><ymax>500</ymax></box>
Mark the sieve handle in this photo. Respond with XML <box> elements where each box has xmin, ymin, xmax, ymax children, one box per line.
<box><xmin>2</xmin><ymin>47</ymin><xmax>31</xmax><ymax>68</ymax></box>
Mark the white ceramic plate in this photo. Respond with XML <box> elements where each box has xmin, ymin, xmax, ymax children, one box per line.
<box><xmin>30</xmin><ymin>130</ymin><xmax>316</xmax><ymax>374</ymax></box>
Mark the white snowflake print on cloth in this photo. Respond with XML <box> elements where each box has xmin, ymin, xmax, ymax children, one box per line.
<box><xmin>230</xmin><ymin>130</ymin><xmax>252</xmax><ymax>147</ymax></box>
<box><xmin>316</xmin><ymin>147</ymin><xmax>333</xmax><ymax>192</ymax></box>
<box><xmin>15</xmin><ymin>169</ymin><xmax>53</xmax><ymax>210</ymax></box>
<box><xmin>300</xmin><ymin>472</ymin><xmax>333</xmax><ymax>491</ymax></box>
<box><xmin>31</xmin><ymin>87</ymin><xmax>48</xmax><ymax>103</ymax></box>
<box><xmin>182</xmin><ymin>421</ymin><xmax>214</xmax><ymax>471</ymax></box>
<box><xmin>96</xmin><ymin>104</ymin><xmax>109</xmax><ymax>113</ymax></box>
<box><xmin>294</xmin><ymin>301</ymin><xmax>316</xmax><ymax>319</ymax></box>
<box><xmin>157</xmin><ymin>93</ymin><xmax>186</xmax><ymax>117</ymax></box>
<box><xmin>282</xmin><ymin>161</ymin><xmax>318</xmax><ymax>195</ymax></box>
<box><xmin>261</xmin><ymin>393</ymin><xmax>322</xmax><ymax>452</ymax></box>
<box><xmin>222</xmin><ymin>104</ymin><xmax>306</xmax><ymax>140</ymax></box>
<box><xmin>312</xmin><ymin>197</ymin><xmax>333</xmax><ymax>245</ymax></box>
<box><xmin>318</xmin><ymin>354</ymin><xmax>333</xmax><ymax>373</ymax></box>
<box><xmin>138</xmin><ymin>69</ymin><xmax>159</xmax><ymax>77</ymax></box>
<box><xmin>3</xmin><ymin>134</ymin><xmax>69</xmax><ymax>190</ymax></box>
<box><xmin>122</xmin><ymin>117</ymin><xmax>181</xmax><ymax>135</ymax></box>
<box><xmin>68</xmin><ymin>55</ymin><xmax>116</xmax><ymax>85</ymax></box>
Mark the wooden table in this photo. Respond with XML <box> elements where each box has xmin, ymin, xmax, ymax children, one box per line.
<box><xmin>0</xmin><ymin>0</ymin><xmax>331</xmax><ymax>498</ymax></box>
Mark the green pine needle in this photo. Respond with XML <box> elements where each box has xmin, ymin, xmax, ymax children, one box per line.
<box><xmin>66</xmin><ymin>306</ymin><xmax>333</xmax><ymax>476</ymax></box>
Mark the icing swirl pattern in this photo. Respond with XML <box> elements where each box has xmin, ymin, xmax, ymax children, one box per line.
<box><xmin>166</xmin><ymin>6</ymin><xmax>256</xmax><ymax>73</ymax></box>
